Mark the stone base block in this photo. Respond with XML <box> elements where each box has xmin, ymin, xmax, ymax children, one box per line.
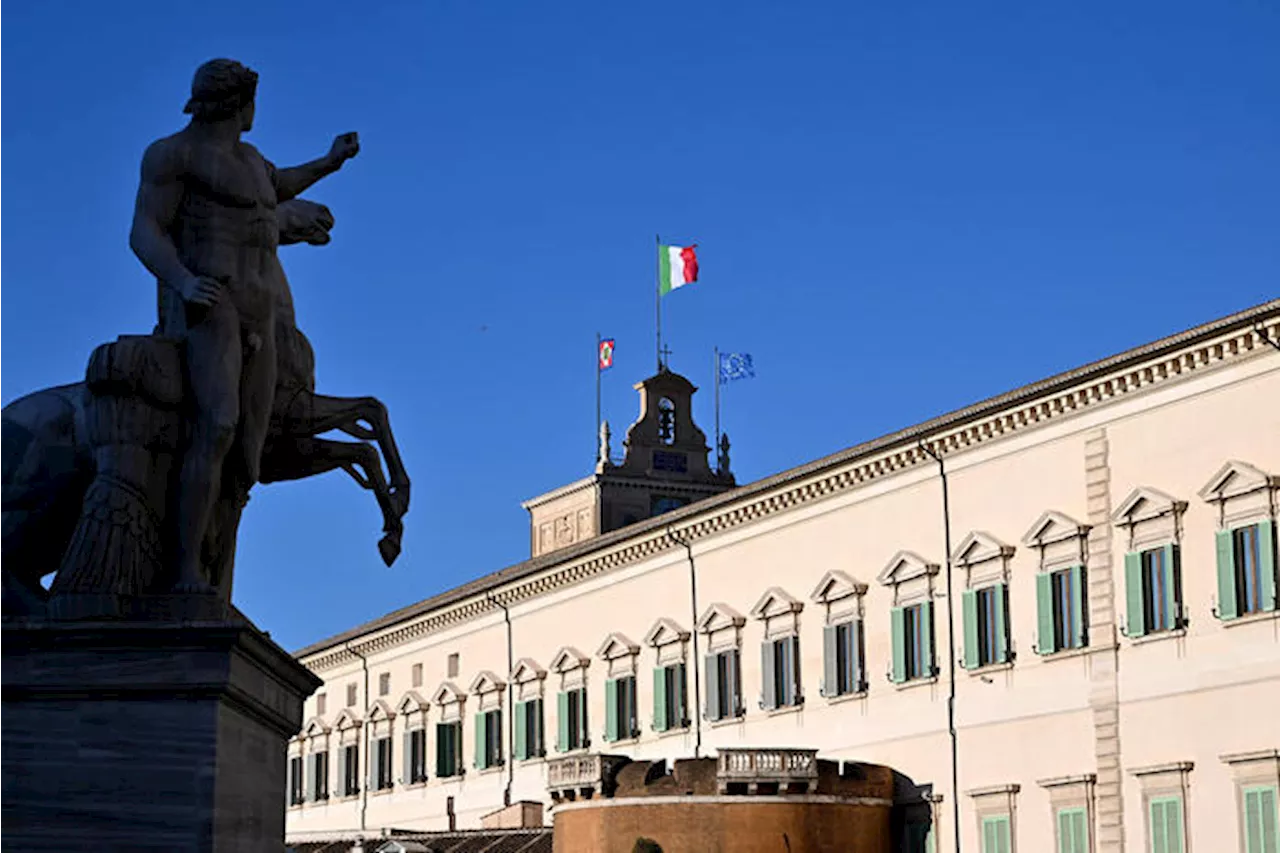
<box><xmin>1</xmin><ymin>614</ymin><xmax>321</xmax><ymax>852</ymax></box>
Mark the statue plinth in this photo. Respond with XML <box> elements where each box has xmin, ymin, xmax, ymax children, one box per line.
<box><xmin>1</xmin><ymin>608</ymin><xmax>322</xmax><ymax>852</ymax></box>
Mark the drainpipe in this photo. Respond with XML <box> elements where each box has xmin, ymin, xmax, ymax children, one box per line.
<box><xmin>345</xmin><ymin>642</ymin><xmax>370</xmax><ymax>835</ymax></box>
<box><xmin>666</xmin><ymin>524</ymin><xmax>702</xmax><ymax>759</ymax></box>
<box><xmin>919</xmin><ymin>439</ymin><xmax>960</xmax><ymax>853</ymax></box>
<box><xmin>487</xmin><ymin>592</ymin><xmax>516</xmax><ymax>807</ymax></box>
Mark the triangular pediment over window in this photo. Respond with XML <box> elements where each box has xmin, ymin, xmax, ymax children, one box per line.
<box><xmin>333</xmin><ymin>708</ymin><xmax>362</xmax><ymax>730</ymax></box>
<box><xmin>952</xmin><ymin>531</ymin><xmax>1015</xmax><ymax>567</ymax></box>
<box><xmin>1198</xmin><ymin>460</ymin><xmax>1279</xmax><ymax>503</ymax></box>
<box><xmin>367</xmin><ymin>699</ymin><xmax>395</xmax><ymax>722</ymax></box>
<box><xmin>1112</xmin><ymin>487</ymin><xmax>1187</xmax><ymax>526</ymax></box>
<box><xmin>696</xmin><ymin>602</ymin><xmax>746</xmax><ymax>634</ymax></box>
<box><xmin>644</xmin><ymin>618</ymin><xmax>691</xmax><ymax>647</ymax></box>
<box><xmin>469</xmin><ymin>670</ymin><xmax>506</xmax><ymax>695</ymax></box>
<box><xmin>596</xmin><ymin>632</ymin><xmax>640</xmax><ymax>661</ymax></box>
<box><xmin>809</xmin><ymin>570</ymin><xmax>868</xmax><ymax>605</ymax></box>
<box><xmin>510</xmin><ymin>657</ymin><xmax>547</xmax><ymax>684</ymax></box>
<box><xmin>877</xmin><ymin>550</ymin><xmax>940</xmax><ymax>586</ymax></box>
<box><xmin>303</xmin><ymin>716</ymin><xmax>331</xmax><ymax>737</ymax></box>
<box><xmin>395</xmin><ymin>691</ymin><xmax>429</xmax><ymax>715</ymax></box>
<box><xmin>431</xmin><ymin>681</ymin><xmax>465</xmax><ymax>706</ymax></box>
<box><xmin>549</xmin><ymin>646</ymin><xmax>591</xmax><ymax>674</ymax></box>
<box><xmin>1022</xmin><ymin>510</ymin><xmax>1090</xmax><ymax>548</ymax></box>
<box><xmin>749</xmin><ymin>586</ymin><xmax>804</xmax><ymax>620</ymax></box>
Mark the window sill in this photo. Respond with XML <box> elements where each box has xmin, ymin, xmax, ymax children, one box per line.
<box><xmin>369</xmin><ymin>786</ymin><xmax>394</xmax><ymax>797</ymax></box>
<box><xmin>964</xmin><ymin>661</ymin><xmax>1014</xmax><ymax>677</ymax></box>
<box><xmin>303</xmin><ymin>798</ymin><xmax>332</xmax><ymax>807</ymax></box>
<box><xmin>477</xmin><ymin>765</ymin><xmax>505</xmax><ymax>776</ymax></box>
<box><xmin>402</xmin><ymin>781</ymin><xmax>428</xmax><ymax>790</ymax></box>
<box><xmin>823</xmin><ymin>690</ymin><xmax>868</xmax><ymax>706</ymax></box>
<box><xmin>1220</xmin><ymin>609</ymin><xmax>1280</xmax><ymax>629</ymax></box>
<box><xmin>518</xmin><ymin>754</ymin><xmax>548</xmax><ymax>766</ymax></box>
<box><xmin>335</xmin><ymin>793</ymin><xmax>360</xmax><ymax>802</ymax></box>
<box><xmin>765</xmin><ymin>703</ymin><xmax>803</xmax><ymax>719</ymax></box>
<box><xmin>654</xmin><ymin>724</ymin><xmax>691</xmax><ymax>740</ymax></box>
<box><xmin>1036</xmin><ymin>643</ymin><xmax>1103</xmax><ymax>662</ymax></box>
<box><xmin>437</xmin><ymin>773</ymin><xmax>465</xmax><ymax>783</ymax></box>
<box><xmin>603</xmin><ymin>734</ymin><xmax>642</xmax><ymax>747</ymax></box>
<box><xmin>1127</xmin><ymin>627</ymin><xmax>1187</xmax><ymax>646</ymax></box>
<box><xmin>894</xmin><ymin>676</ymin><xmax>939</xmax><ymax>692</ymax></box>
<box><xmin>708</xmin><ymin>714</ymin><xmax>747</xmax><ymax>729</ymax></box>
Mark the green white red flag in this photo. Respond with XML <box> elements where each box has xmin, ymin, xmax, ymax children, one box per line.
<box><xmin>658</xmin><ymin>244</ymin><xmax>698</xmax><ymax>296</ymax></box>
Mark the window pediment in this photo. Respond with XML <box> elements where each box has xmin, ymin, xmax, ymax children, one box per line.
<box><xmin>1112</xmin><ymin>486</ymin><xmax>1187</xmax><ymax>527</ymax></box>
<box><xmin>952</xmin><ymin>531</ymin><xmax>1015</xmax><ymax>567</ymax></box>
<box><xmin>809</xmin><ymin>570</ymin><xmax>867</xmax><ymax>605</ymax></box>
<box><xmin>644</xmin><ymin>618</ymin><xmax>691</xmax><ymax>647</ymax></box>
<box><xmin>510</xmin><ymin>657</ymin><xmax>547</xmax><ymax>684</ymax></box>
<box><xmin>749</xmin><ymin>586</ymin><xmax>804</xmax><ymax>620</ymax></box>
<box><xmin>1022</xmin><ymin>510</ymin><xmax>1090</xmax><ymax>548</ymax></box>
<box><xmin>696</xmin><ymin>602</ymin><xmax>746</xmax><ymax>634</ymax></box>
<box><xmin>469</xmin><ymin>670</ymin><xmax>506</xmax><ymax>695</ymax></box>
<box><xmin>367</xmin><ymin>699</ymin><xmax>395</xmax><ymax>722</ymax></box>
<box><xmin>1198</xmin><ymin>460</ymin><xmax>1279</xmax><ymax>503</ymax></box>
<box><xmin>395</xmin><ymin>691</ymin><xmax>429</xmax><ymax>716</ymax></box>
<box><xmin>333</xmin><ymin>708</ymin><xmax>362</xmax><ymax>731</ymax></box>
<box><xmin>596</xmin><ymin>632</ymin><xmax>640</xmax><ymax>661</ymax></box>
<box><xmin>877</xmin><ymin>550</ymin><xmax>940</xmax><ymax>586</ymax></box>
<box><xmin>550</xmin><ymin>646</ymin><xmax>591</xmax><ymax>673</ymax></box>
<box><xmin>431</xmin><ymin>681</ymin><xmax>465</xmax><ymax>707</ymax></box>
<box><xmin>303</xmin><ymin>716</ymin><xmax>331</xmax><ymax>737</ymax></box>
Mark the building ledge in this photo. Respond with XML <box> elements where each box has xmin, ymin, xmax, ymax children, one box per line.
<box><xmin>765</xmin><ymin>703</ymin><xmax>804</xmax><ymax>719</ymax></box>
<box><xmin>1126</xmin><ymin>627</ymin><xmax>1187</xmax><ymax>646</ymax></box>
<box><xmin>1220</xmin><ymin>749</ymin><xmax>1280</xmax><ymax>766</ymax></box>
<box><xmin>894</xmin><ymin>675</ymin><xmax>939</xmax><ymax>692</ymax></box>
<box><xmin>1037</xmin><ymin>774</ymin><xmax>1097</xmax><ymax>789</ymax></box>
<box><xmin>964</xmin><ymin>661</ymin><xmax>1014</xmax><ymax>677</ymax></box>
<box><xmin>824</xmin><ymin>690</ymin><xmax>868</xmax><ymax>706</ymax></box>
<box><xmin>1129</xmin><ymin>761</ymin><xmax>1194</xmax><ymax>777</ymax></box>
<box><xmin>708</xmin><ymin>714</ymin><xmax>746</xmax><ymax>729</ymax></box>
<box><xmin>1219</xmin><ymin>609</ymin><xmax>1280</xmax><ymax>629</ymax></box>
<box><xmin>967</xmin><ymin>783</ymin><xmax>1021</xmax><ymax>798</ymax></box>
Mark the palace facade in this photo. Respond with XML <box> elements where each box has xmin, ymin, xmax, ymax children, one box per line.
<box><xmin>286</xmin><ymin>299</ymin><xmax>1280</xmax><ymax>853</ymax></box>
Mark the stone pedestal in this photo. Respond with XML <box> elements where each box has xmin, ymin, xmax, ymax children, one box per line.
<box><xmin>1</xmin><ymin>613</ymin><xmax>322</xmax><ymax>852</ymax></box>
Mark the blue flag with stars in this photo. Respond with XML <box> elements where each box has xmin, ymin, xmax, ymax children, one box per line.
<box><xmin>719</xmin><ymin>352</ymin><xmax>755</xmax><ymax>384</ymax></box>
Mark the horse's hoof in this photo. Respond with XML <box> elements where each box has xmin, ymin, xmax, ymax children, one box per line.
<box><xmin>391</xmin><ymin>483</ymin><xmax>411</xmax><ymax>517</ymax></box>
<box><xmin>378</xmin><ymin>535</ymin><xmax>401</xmax><ymax>567</ymax></box>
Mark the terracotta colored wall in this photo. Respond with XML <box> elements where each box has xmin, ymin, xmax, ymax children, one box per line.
<box><xmin>552</xmin><ymin>799</ymin><xmax>891</xmax><ymax>853</ymax></box>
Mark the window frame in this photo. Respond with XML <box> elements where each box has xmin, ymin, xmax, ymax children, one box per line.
<box><xmin>288</xmin><ymin>754</ymin><xmax>304</xmax><ymax>806</ymax></box>
<box><xmin>309</xmin><ymin>750</ymin><xmax>329</xmax><ymax>802</ymax></box>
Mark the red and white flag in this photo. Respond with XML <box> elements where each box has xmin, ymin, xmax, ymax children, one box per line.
<box><xmin>599</xmin><ymin>338</ymin><xmax>615</xmax><ymax>370</ymax></box>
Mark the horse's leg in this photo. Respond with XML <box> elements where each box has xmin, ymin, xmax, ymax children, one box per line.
<box><xmin>296</xmin><ymin>393</ymin><xmax>410</xmax><ymax>518</ymax></box>
<box><xmin>261</xmin><ymin>437</ymin><xmax>404</xmax><ymax>566</ymax></box>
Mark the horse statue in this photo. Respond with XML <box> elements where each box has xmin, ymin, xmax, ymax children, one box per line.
<box><xmin>1</xmin><ymin>199</ymin><xmax>410</xmax><ymax>615</ymax></box>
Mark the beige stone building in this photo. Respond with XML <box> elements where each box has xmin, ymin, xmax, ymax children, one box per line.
<box><xmin>286</xmin><ymin>299</ymin><xmax>1280</xmax><ymax>853</ymax></box>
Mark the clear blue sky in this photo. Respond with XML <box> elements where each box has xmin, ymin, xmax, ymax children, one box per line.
<box><xmin>3</xmin><ymin>1</ymin><xmax>1276</xmax><ymax>651</ymax></box>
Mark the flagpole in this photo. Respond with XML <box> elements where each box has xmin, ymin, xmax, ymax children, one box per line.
<box><xmin>596</xmin><ymin>332</ymin><xmax>602</xmax><ymax>463</ymax></box>
<box><xmin>713</xmin><ymin>346</ymin><xmax>721</xmax><ymax>466</ymax></box>
<box><xmin>655</xmin><ymin>234</ymin><xmax>662</xmax><ymax>373</ymax></box>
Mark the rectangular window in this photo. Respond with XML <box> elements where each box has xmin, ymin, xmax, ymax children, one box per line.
<box><xmin>653</xmin><ymin>662</ymin><xmax>688</xmax><ymax>731</ymax></box>
<box><xmin>411</xmin><ymin>663</ymin><xmax>423</xmax><ymax>688</ymax></box>
<box><xmin>1056</xmin><ymin>806</ymin><xmax>1088</xmax><ymax>853</ymax></box>
<box><xmin>288</xmin><ymin>755</ymin><xmax>304</xmax><ymax>806</ymax></box>
<box><xmin>406</xmin><ymin>728</ymin><xmax>427</xmax><ymax>784</ymax></box>
<box><xmin>475</xmin><ymin>708</ymin><xmax>503</xmax><ymax>769</ymax></box>
<box><xmin>822</xmin><ymin>619</ymin><xmax>864</xmax><ymax>697</ymax></box>
<box><xmin>704</xmin><ymin>648</ymin><xmax>742</xmax><ymax>721</ymax></box>
<box><xmin>341</xmin><ymin>744</ymin><xmax>360</xmax><ymax>796</ymax></box>
<box><xmin>378</xmin><ymin>673</ymin><xmax>390</xmax><ymax>696</ymax></box>
<box><xmin>309</xmin><ymin>751</ymin><xmax>329</xmax><ymax>802</ymax></box>
<box><xmin>762</xmin><ymin>635</ymin><xmax>801</xmax><ymax>709</ymax></box>
<box><xmin>316</xmin><ymin>693</ymin><xmax>327</xmax><ymax>716</ymax></box>
<box><xmin>346</xmin><ymin>683</ymin><xmax>357</xmax><ymax>707</ymax></box>
<box><xmin>1037</xmin><ymin>565</ymin><xmax>1087</xmax><ymax>654</ymax></box>
<box><xmin>1125</xmin><ymin>546</ymin><xmax>1183</xmax><ymax>637</ymax></box>
<box><xmin>372</xmin><ymin>735</ymin><xmax>392</xmax><ymax>790</ymax></box>
<box><xmin>447</xmin><ymin>653</ymin><xmax>460</xmax><ymax>678</ymax></box>
<box><xmin>981</xmin><ymin>814</ymin><xmax>1012</xmax><ymax>853</ymax></box>
<box><xmin>605</xmin><ymin>675</ymin><xmax>638</xmax><ymax>741</ymax></box>
<box><xmin>892</xmin><ymin>602</ymin><xmax>935</xmax><ymax>682</ymax></box>
<box><xmin>964</xmin><ymin>585</ymin><xmax>1009</xmax><ymax>668</ymax></box>
<box><xmin>1148</xmin><ymin>794</ymin><xmax>1185</xmax><ymax>853</ymax></box>
<box><xmin>557</xmin><ymin>687</ymin><xmax>589</xmax><ymax>752</ymax></box>
<box><xmin>435</xmin><ymin>721</ymin><xmax>463</xmax><ymax>778</ymax></box>
<box><xmin>1243</xmin><ymin>785</ymin><xmax>1279</xmax><ymax>853</ymax></box>
<box><xmin>515</xmin><ymin>698</ymin><xmax>545</xmax><ymax>760</ymax></box>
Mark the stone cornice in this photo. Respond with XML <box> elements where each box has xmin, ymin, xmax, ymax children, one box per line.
<box><xmin>297</xmin><ymin>301</ymin><xmax>1280</xmax><ymax>671</ymax></box>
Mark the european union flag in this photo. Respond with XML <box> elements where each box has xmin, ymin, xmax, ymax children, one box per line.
<box><xmin>719</xmin><ymin>352</ymin><xmax>755</xmax><ymax>384</ymax></box>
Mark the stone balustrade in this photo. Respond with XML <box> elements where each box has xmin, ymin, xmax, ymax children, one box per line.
<box><xmin>716</xmin><ymin>747</ymin><xmax>819</xmax><ymax>794</ymax></box>
<box><xmin>546</xmin><ymin>753</ymin><xmax>630</xmax><ymax>802</ymax></box>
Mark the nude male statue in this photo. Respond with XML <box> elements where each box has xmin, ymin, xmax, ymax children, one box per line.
<box><xmin>129</xmin><ymin>58</ymin><xmax>359</xmax><ymax>591</ymax></box>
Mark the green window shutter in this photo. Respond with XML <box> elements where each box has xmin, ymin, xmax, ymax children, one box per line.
<box><xmin>402</xmin><ymin>731</ymin><xmax>412</xmax><ymax>783</ymax></box>
<box><xmin>761</xmin><ymin>641</ymin><xmax>777</xmax><ymax>709</ymax></box>
<box><xmin>822</xmin><ymin>624</ymin><xmax>838</xmax><ymax>697</ymax></box>
<box><xmin>890</xmin><ymin>607</ymin><xmax>907</xmax><ymax>683</ymax></box>
<box><xmin>1216</xmin><ymin>528</ymin><xmax>1239</xmax><ymax>620</ymax></box>
<box><xmin>1057</xmin><ymin>807</ymin><xmax>1087</xmax><ymax>853</ymax></box>
<box><xmin>1036</xmin><ymin>572</ymin><xmax>1055</xmax><ymax>654</ymax></box>
<box><xmin>676</xmin><ymin>662</ymin><xmax>688</xmax><ymax>725</ymax></box>
<box><xmin>514</xmin><ymin>702</ymin><xmax>527</xmax><ymax>761</ymax></box>
<box><xmin>994</xmin><ymin>582</ymin><xmax>1009</xmax><ymax>663</ymax></box>
<box><xmin>474</xmin><ymin>712</ymin><xmax>487</xmax><ymax>769</ymax></box>
<box><xmin>1244</xmin><ymin>785</ymin><xmax>1279</xmax><ymax>853</ymax></box>
<box><xmin>1150</xmin><ymin>796</ymin><xmax>1183</xmax><ymax>853</ymax></box>
<box><xmin>556</xmin><ymin>691</ymin><xmax>569</xmax><ymax>753</ymax></box>
<box><xmin>704</xmin><ymin>654</ymin><xmax>720</xmax><ymax>720</ymax></box>
<box><xmin>653</xmin><ymin>667</ymin><xmax>668</xmax><ymax>732</ymax></box>
<box><xmin>1071</xmin><ymin>564</ymin><xmax>1086</xmax><ymax>647</ymax></box>
<box><xmin>1260</xmin><ymin>520</ymin><xmax>1278</xmax><ymax>612</ymax></box>
<box><xmin>604</xmin><ymin>679</ymin><xmax>619</xmax><ymax>742</ymax></box>
<box><xmin>1124</xmin><ymin>551</ymin><xmax>1146</xmax><ymax>637</ymax></box>
<box><xmin>981</xmin><ymin>816</ymin><xmax>1010</xmax><ymax>853</ymax></box>
<box><xmin>921</xmin><ymin>600</ymin><xmax>935</xmax><ymax>675</ymax></box>
<box><xmin>962</xmin><ymin>588</ymin><xmax>980</xmax><ymax>669</ymax></box>
<box><xmin>1164</xmin><ymin>543</ymin><xmax>1181</xmax><ymax>629</ymax></box>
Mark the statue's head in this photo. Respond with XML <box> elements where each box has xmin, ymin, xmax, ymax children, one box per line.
<box><xmin>183</xmin><ymin>59</ymin><xmax>258</xmax><ymax>130</ymax></box>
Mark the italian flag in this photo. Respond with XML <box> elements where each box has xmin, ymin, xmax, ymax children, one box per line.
<box><xmin>658</xmin><ymin>244</ymin><xmax>699</xmax><ymax>296</ymax></box>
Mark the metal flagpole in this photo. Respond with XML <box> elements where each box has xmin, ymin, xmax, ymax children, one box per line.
<box><xmin>596</xmin><ymin>332</ymin><xmax>602</xmax><ymax>463</ymax></box>
<box><xmin>713</xmin><ymin>347</ymin><xmax>721</xmax><ymax>461</ymax></box>
<box><xmin>655</xmin><ymin>234</ymin><xmax>663</xmax><ymax>373</ymax></box>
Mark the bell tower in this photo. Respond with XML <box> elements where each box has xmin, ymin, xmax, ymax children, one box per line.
<box><xmin>522</xmin><ymin>367</ymin><xmax>735</xmax><ymax>558</ymax></box>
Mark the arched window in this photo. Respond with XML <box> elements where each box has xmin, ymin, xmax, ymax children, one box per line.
<box><xmin>657</xmin><ymin>397</ymin><xmax>676</xmax><ymax>445</ymax></box>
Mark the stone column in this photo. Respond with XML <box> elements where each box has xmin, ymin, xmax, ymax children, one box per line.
<box><xmin>2</xmin><ymin>614</ymin><xmax>321</xmax><ymax>852</ymax></box>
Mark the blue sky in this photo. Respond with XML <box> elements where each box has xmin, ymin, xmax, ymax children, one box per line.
<box><xmin>3</xmin><ymin>1</ymin><xmax>1276</xmax><ymax>651</ymax></box>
